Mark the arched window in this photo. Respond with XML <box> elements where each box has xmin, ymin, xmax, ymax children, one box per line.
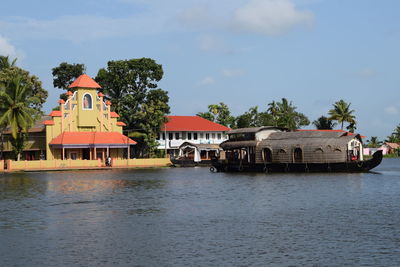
<box><xmin>83</xmin><ymin>93</ymin><xmax>92</xmax><ymax>109</ymax></box>
<box><xmin>293</xmin><ymin>147</ymin><xmax>303</xmax><ymax>163</ymax></box>
<box><xmin>263</xmin><ymin>148</ymin><xmax>273</xmax><ymax>163</ymax></box>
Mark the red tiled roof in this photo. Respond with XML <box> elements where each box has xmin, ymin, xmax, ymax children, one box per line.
<box><xmin>49</xmin><ymin>110</ymin><xmax>62</xmax><ymax>117</ymax></box>
<box><xmin>116</xmin><ymin>121</ymin><xmax>126</xmax><ymax>126</ymax></box>
<box><xmin>43</xmin><ymin>120</ymin><xmax>54</xmax><ymax>125</ymax></box>
<box><xmin>161</xmin><ymin>116</ymin><xmax>230</xmax><ymax>132</ymax></box>
<box><xmin>49</xmin><ymin>132</ymin><xmax>136</xmax><ymax>145</ymax></box>
<box><xmin>110</xmin><ymin>112</ymin><xmax>119</xmax><ymax>118</ymax></box>
<box><xmin>385</xmin><ymin>142</ymin><xmax>400</xmax><ymax>149</ymax></box>
<box><xmin>68</xmin><ymin>74</ymin><xmax>101</xmax><ymax>89</ymax></box>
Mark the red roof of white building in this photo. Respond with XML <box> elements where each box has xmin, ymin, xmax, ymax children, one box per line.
<box><xmin>161</xmin><ymin>116</ymin><xmax>230</xmax><ymax>132</ymax></box>
<box><xmin>68</xmin><ymin>74</ymin><xmax>101</xmax><ymax>89</ymax></box>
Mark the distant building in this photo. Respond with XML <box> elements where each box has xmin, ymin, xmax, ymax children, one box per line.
<box><xmin>157</xmin><ymin>116</ymin><xmax>230</xmax><ymax>156</ymax></box>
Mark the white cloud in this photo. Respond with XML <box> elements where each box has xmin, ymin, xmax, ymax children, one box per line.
<box><xmin>200</xmin><ymin>76</ymin><xmax>215</xmax><ymax>85</ymax></box>
<box><xmin>222</xmin><ymin>68</ymin><xmax>245</xmax><ymax>77</ymax></box>
<box><xmin>233</xmin><ymin>0</ymin><xmax>314</xmax><ymax>35</ymax></box>
<box><xmin>0</xmin><ymin>35</ymin><xmax>17</xmax><ymax>57</ymax></box>
<box><xmin>384</xmin><ymin>106</ymin><xmax>399</xmax><ymax>115</ymax></box>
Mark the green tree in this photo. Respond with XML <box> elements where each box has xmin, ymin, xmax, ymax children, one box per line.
<box><xmin>266</xmin><ymin>98</ymin><xmax>309</xmax><ymax>130</ymax></box>
<box><xmin>132</xmin><ymin>89</ymin><xmax>170</xmax><ymax>157</ymax></box>
<box><xmin>313</xmin><ymin>116</ymin><xmax>337</xmax><ymax>130</ymax></box>
<box><xmin>366</xmin><ymin>136</ymin><xmax>382</xmax><ymax>148</ymax></box>
<box><xmin>386</xmin><ymin>124</ymin><xmax>400</xmax><ymax>143</ymax></box>
<box><xmin>0</xmin><ymin>55</ymin><xmax>17</xmax><ymax>70</ymax></box>
<box><xmin>0</xmin><ymin>75</ymin><xmax>35</xmax><ymax>160</ymax></box>
<box><xmin>196</xmin><ymin>102</ymin><xmax>235</xmax><ymax>127</ymax></box>
<box><xmin>52</xmin><ymin>62</ymin><xmax>86</xmax><ymax>101</ymax></box>
<box><xmin>95</xmin><ymin>58</ymin><xmax>169</xmax><ymax>157</ymax></box>
<box><xmin>328</xmin><ymin>99</ymin><xmax>356</xmax><ymax>130</ymax></box>
<box><xmin>0</xmin><ymin>63</ymin><xmax>48</xmax><ymax>113</ymax></box>
<box><xmin>234</xmin><ymin>106</ymin><xmax>273</xmax><ymax>128</ymax></box>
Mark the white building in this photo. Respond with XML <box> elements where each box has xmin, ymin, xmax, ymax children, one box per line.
<box><xmin>157</xmin><ymin>116</ymin><xmax>230</xmax><ymax>156</ymax></box>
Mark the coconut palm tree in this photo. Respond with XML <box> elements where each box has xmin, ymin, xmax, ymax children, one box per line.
<box><xmin>0</xmin><ymin>75</ymin><xmax>34</xmax><ymax>160</ymax></box>
<box><xmin>313</xmin><ymin>116</ymin><xmax>337</xmax><ymax>130</ymax></box>
<box><xmin>328</xmin><ymin>99</ymin><xmax>356</xmax><ymax>130</ymax></box>
<box><xmin>0</xmin><ymin>55</ymin><xmax>17</xmax><ymax>71</ymax></box>
<box><xmin>366</xmin><ymin>136</ymin><xmax>382</xmax><ymax>148</ymax></box>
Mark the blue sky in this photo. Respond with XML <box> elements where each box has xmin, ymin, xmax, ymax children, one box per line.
<box><xmin>0</xmin><ymin>0</ymin><xmax>399</xmax><ymax>139</ymax></box>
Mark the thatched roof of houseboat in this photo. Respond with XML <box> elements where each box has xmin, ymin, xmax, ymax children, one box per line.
<box><xmin>260</xmin><ymin>131</ymin><xmax>361</xmax><ymax>149</ymax></box>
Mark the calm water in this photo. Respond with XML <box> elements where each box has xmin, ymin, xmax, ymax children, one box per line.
<box><xmin>1</xmin><ymin>159</ymin><xmax>400</xmax><ymax>266</ymax></box>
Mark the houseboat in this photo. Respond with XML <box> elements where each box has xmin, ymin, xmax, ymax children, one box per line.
<box><xmin>210</xmin><ymin>127</ymin><xmax>383</xmax><ymax>173</ymax></box>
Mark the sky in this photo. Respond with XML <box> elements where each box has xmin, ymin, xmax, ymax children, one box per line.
<box><xmin>0</xmin><ymin>0</ymin><xmax>399</xmax><ymax>139</ymax></box>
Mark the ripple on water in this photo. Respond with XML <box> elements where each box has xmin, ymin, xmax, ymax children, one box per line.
<box><xmin>0</xmin><ymin>159</ymin><xmax>400</xmax><ymax>266</ymax></box>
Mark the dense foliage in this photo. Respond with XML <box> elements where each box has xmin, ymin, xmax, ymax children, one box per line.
<box><xmin>197</xmin><ymin>98</ymin><xmax>310</xmax><ymax>130</ymax></box>
<box><xmin>0</xmin><ymin>56</ymin><xmax>48</xmax><ymax>160</ymax></box>
<box><xmin>95</xmin><ymin>58</ymin><xmax>170</xmax><ymax>157</ymax></box>
<box><xmin>52</xmin><ymin>62</ymin><xmax>86</xmax><ymax>101</ymax></box>
<box><xmin>312</xmin><ymin>116</ymin><xmax>337</xmax><ymax>130</ymax></box>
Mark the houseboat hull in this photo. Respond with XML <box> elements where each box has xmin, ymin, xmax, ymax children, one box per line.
<box><xmin>171</xmin><ymin>157</ymin><xmax>212</xmax><ymax>167</ymax></box>
<box><xmin>210</xmin><ymin>150</ymin><xmax>383</xmax><ymax>173</ymax></box>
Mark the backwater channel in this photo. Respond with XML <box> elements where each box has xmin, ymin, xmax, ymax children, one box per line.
<box><xmin>1</xmin><ymin>159</ymin><xmax>400</xmax><ymax>266</ymax></box>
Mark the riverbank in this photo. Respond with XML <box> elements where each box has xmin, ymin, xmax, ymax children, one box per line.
<box><xmin>0</xmin><ymin>158</ymin><xmax>172</xmax><ymax>172</ymax></box>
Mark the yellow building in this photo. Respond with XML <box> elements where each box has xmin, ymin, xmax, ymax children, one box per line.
<box><xmin>1</xmin><ymin>74</ymin><xmax>135</xmax><ymax>162</ymax></box>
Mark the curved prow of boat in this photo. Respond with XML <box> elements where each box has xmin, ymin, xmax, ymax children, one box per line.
<box><xmin>367</xmin><ymin>150</ymin><xmax>383</xmax><ymax>171</ymax></box>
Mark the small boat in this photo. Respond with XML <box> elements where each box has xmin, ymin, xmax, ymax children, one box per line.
<box><xmin>171</xmin><ymin>142</ymin><xmax>222</xmax><ymax>167</ymax></box>
<box><xmin>210</xmin><ymin>127</ymin><xmax>383</xmax><ymax>173</ymax></box>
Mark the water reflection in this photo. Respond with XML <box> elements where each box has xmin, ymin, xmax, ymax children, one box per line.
<box><xmin>0</xmin><ymin>160</ymin><xmax>400</xmax><ymax>266</ymax></box>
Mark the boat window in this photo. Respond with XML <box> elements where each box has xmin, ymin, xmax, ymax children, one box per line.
<box><xmin>206</xmin><ymin>133</ymin><xmax>210</xmax><ymax>139</ymax></box>
<box><xmin>217</xmin><ymin>133</ymin><xmax>221</xmax><ymax>140</ymax></box>
<box><xmin>200</xmin><ymin>133</ymin><xmax>204</xmax><ymax>139</ymax></box>
<box><xmin>263</xmin><ymin>148</ymin><xmax>272</xmax><ymax>163</ymax></box>
<box><xmin>188</xmin><ymin>133</ymin><xmax>192</xmax><ymax>140</ymax></box>
<box><xmin>212</xmin><ymin>133</ymin><xmax>216</xmax><ymax>139</ymax></box>
<box><xmin>194</xmin><ymin>133</ymin><xmax>198</xmax><ymax>140</ymax></box>
<box><xmin>175</xmin><ymin>133</ymin><xmax>180</xmax><ymax>140</ymax></box>
<box><xmin>168</xmin><ymin>133</ymin><xmax>173</xmax><ymax>140</ymax></box>
<box><xmin>229</xmin><ymin>133</ymin><xmax>256</xmax><ymax>141</ymax></box>
<box><xmin>293</xmin><ymin>148</ymin><xmax>303</xmax><ymax>163</ymax></box>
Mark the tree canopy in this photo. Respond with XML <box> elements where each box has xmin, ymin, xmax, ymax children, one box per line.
<box><xmin>313</xmin><ymin>116</ymin><xmax>337</xmax><ymax>130</ymax></box>
<box><xmin>0</xmin><ymin>56</ymin><xmax>47</xmax><ymax>118</ymax></box>
<box><xmin>197</xmin><ymin>102</ymin><xmax>235</xmax><ymax>128</ymax></box>
<box><xmin>197</xmin><ymin>98</ymin><xmax>309</xmax><ymax>130</ymax></box>
<box><xmin>52</xmin><ymin>62</ymin><xmax>86</xmax><ymax>90</ymax></box>
<box><xmin>0</xmin><ymin>75</ymin><xmax>36</xmax><ymax>160</ymax></box>
<box><xmin>328</xmin><ymin>99</ymin><xmax>356</xmax><ymax>130</ymax></box>
<box><xmin>386</xmin><ymin>124</ymin><xmax>400</xmax><ymax>143</ymax></box>
<box><xmin>95</xmin><ymin>58</ymin><xmax>169</xmax><ymax>157</ymax></box>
